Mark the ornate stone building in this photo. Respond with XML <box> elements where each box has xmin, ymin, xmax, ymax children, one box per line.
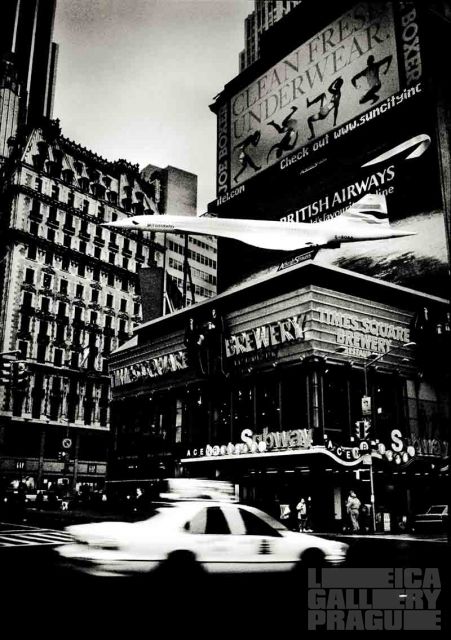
<box><xmin>0</xmin><ymin>118</ymin><xmax>162</xmax><ymax>492</ymax></box>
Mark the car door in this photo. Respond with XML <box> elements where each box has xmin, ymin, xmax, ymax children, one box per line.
<box><xmin>225</xmin><ymin>506</ymin><xmax>298</xmax><ymax>573</ymax></box>
<box><xmin>184</xmin><ymin>505</ymin><xmax>240</xmax><ymax>573</ymax></box>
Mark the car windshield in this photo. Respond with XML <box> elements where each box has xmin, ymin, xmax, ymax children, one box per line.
<box><xmin>427</xmin><ymin>506</ymin><xmax>447</xmax><ymax>514</ymax></box>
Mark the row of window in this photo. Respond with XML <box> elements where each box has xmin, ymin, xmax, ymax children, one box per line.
<box><xmin>172</xmin><ymin>276</ymin><xmax>214</xmax><ymax>299</ymax></box>
<box><xmin>25</xmin><ymin>245</ymin><xmax>137</xmax><ymax>293</ymax></box>
<box><xmin>8</xmin><ymin>368</ymin><xmax>109</xmax><ymax>426</ymax></box>
<box><xmin>20</xmin><ymin>297</ymin><xmax>136</xmax><ymax>331</ymax></box>
<box><xmin>168</xmin><ymin>257</ymin><xmax>217</xmax><ymax>287</ymax></box>
<box><xmin>167</xmin><ymin>239</ymin><xmax>217</xmax><ymax>269</ymax></box>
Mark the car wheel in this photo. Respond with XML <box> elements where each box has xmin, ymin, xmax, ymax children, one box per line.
<box><xmin>158</xmin><ymin>550</ymin><xmax>205</xmax><ymax>581</ymax></box>
<box><xmin>300</xmin><ymin>548</ymin><xmax>326</xmax><ymax>568</ymax></box>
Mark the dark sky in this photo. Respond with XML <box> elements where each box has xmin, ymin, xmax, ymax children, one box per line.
<box><xmin>53</xmin><ymin>0</ymin><xmax>251</xmax><ymax>213</ymax></box>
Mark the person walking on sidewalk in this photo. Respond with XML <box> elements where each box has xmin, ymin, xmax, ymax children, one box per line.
<box><xmin>346</xmin><ymin>491</ymin><xmax>361</xmax><ymax>533</ymax></box>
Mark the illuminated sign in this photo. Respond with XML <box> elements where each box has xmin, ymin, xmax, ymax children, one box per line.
<box><xmin>318</xmin><ymin>308</ymin><xmax>410</xmax><ymax>356</ymax></box>
<box><xmin>185</xmin><ymin>427</ymin><xmax>313</xmax><ymax>458</ymax></box>
<box><xmin>325</xmin><ymin>429</ymin><xmax>417</xmax><ymax>465</ymax></box>
<box><xmin>229</xmin><ymin>3</ymin><xmax>400</xmax><ymax>187</ymax></box>
<box><xmin>225</xmin><ymin>314</ymin><xmax>306</xmax><ymax>358</ymax></box>
<box><xmin>111</xmin><ymin>350</ymin><xmax>188</xmax><ymax>387</ymax></box>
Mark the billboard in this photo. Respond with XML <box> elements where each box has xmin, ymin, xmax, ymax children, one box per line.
<box><xmin>214</xmin><ymin>2</ymin><xmax>449</xmax><ymax>300</ymax></box>
<box><xmin>216</xmin><ymin>1</ymin><xmax>425</xmax><ymax>200</ymax></box>
<box><xmin>228</xmin><ymin>3</ymin><xmax>401</xmax><ymax>189</ymax></box>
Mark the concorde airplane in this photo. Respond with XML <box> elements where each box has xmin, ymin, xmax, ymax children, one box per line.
<box><xmin>102</xmin><ymin>193</ymin><xmax>414</xmax><ymax>252</ymax></box>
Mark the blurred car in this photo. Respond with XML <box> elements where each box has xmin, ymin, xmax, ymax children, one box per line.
<box><xmin>55</xmin><ymin>501</ymin><xmax>348</xmax><ymax>578</ymax></box>
<box><xmin>413</xmin><ymin>505</ymin><xmax>448</xmax><ymax>532</ymax></box>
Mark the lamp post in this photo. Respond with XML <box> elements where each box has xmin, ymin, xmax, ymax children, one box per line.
<box><xmin>361</xmin><ymin>341</ymin><xmax>415</xmax><ymax>533</ymax></box>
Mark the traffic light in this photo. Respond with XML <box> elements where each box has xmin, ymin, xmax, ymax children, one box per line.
<box><xmin>355</xmin><ymin>419</ymin><xmax>371</xmax><ymax>440</ymax></box>
<box><xmin>0</xmin><ymin>355</ymin><xmax>16</xmax><ymax>386</ymax></box>
<box><xmin>12</xmin><ymin>361</ymin><xmax>29</xmax><ymax>391</ymax></box>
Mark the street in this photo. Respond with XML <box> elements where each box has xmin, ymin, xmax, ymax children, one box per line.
<box><xmin>0</xmin><ymin>517</ymin><xmax>448</xmax><ymax>632</ymax></box>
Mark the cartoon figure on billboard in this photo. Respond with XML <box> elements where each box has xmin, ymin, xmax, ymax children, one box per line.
<box><xmin>351</xmin><ymin>54</ymin><xmax>393</xmax><ymax>105</ymax></box>
<box><xmin>306</xmin><ymin>76</ymin><xmax>344</xmax><ymax>140</ymax></box>
<box><xmin>267</xmin><ymin>106</ymin><xmax>299</xmax><ymax>161</ymax></box>
<box><xmin>233</xmin><ymin>130</ymin><xmax>261</xmax><ymax>183</ymax></box>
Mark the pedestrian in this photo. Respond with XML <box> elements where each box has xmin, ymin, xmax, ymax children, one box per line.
<box><xmin>346</xmin><ymin>491</ymin><xmax>361</xmax><ymax>533</ymax></box>
<box><xmin>296</xmin><ymin>498</ymin><xmax>308</xmax><ymax>532</ymax></box>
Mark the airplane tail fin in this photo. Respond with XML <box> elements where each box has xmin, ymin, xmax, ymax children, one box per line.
<box><xmin>341</xmin><ymin>193</ymin><xmax>389</xmax><ymax>225</ymax></box>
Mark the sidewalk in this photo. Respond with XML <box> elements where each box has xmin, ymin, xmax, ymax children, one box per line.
<box><xmin>314</xmin><ymin>531</ymin><xmax>448</xmax><ymax>543</ymax></box>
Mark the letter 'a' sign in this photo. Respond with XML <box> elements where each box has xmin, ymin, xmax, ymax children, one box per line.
<box><xmin>62</xmin><ymin>438</ymin><xmax>72</xmax><ymax>449</ymax></box>
<box><xmin>361</xmin><ymin>396</ymin><xmax>372</xmax><ymax>416</ymax></box>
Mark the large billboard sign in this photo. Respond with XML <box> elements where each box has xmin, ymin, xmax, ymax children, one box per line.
<box><xmin>216</xmin><ymin>2</ymin><xmax>424</xmax><ymax>199</ymax></box>
<box><xmin>230</xmin><ymin>3</ymin><xmax>400</xmax><ymax>188</ymax></box>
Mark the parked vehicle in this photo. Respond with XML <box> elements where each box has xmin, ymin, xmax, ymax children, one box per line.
<box><xmin>413</xmin><ymin>505</ymin><xmax>448</xmax><ymax>532</ymax></box>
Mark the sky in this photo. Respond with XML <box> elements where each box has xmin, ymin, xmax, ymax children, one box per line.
<box><xmin>53</xmin><ymin>0</ymin><xmax>252</xmax><ymax>214</ymax></box>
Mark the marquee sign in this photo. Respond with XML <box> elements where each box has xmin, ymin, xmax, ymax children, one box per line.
<box><xmin>185</xmin><ymin>427</ymin><xmax>313</xmax><ymax>459</ymax></box>
<box><xmin>225</xmin><ymin>314</ymin><xmax>307</xmax><ymax>359</ymax></box>
<box><xmin>318</xmin><ymin>307</ymin><xmax>410</xmax><ymax>357</ymax></box>
<box><xmin>111</xmin><ymin>350</ymin><xmax>188</xmax><ymax>388</ymax></box>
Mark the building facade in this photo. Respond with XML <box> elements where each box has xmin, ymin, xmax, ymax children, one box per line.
<box><xmin>108</xmin><ymin>263</ymin><xmax>449</xmax><ymax>531</ymax></box>
<box><xmin>239</xmin><ymin>1</ymin><xmax>302</xmax><ymax>72</ymax></box>
<box><xmin>141</xmin><ymin>163</ymin><xmax>217</xmax><ymax>312</ymax></box>
<box><xmin>0</xmin><ymin>118</ymin><xmax>163</xmax><ymax>493</ymax></box>
<box><xmin>0</xmin><ymin>0</ymin><xmax>58</xmax><ymax>126</ymax></box>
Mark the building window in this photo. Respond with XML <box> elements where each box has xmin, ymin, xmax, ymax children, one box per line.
<box><xmin>106</xmin><ymin>294</ymin><xmax>113</xmax><ymax>307</ymax></box>
<box><xmin>133</xmin><ymin>302</ymin><xmax>140</xmax><ymax>316</ymax></box>
<box><xmin>41</xmin><ymin>297</ymin><xmax>50</xmax><ymax>313</ymax></box>
<box><xmin>78</xmin><ymin>263</ymin><xmax>85</xmax><ymax>277</ymax></box>
<box><xmin>61</xmin><ymin>256</ymin><xmax>70</xmax><ymax>271</ymax></box>
<box><xmin>121</xmin><ymin>278</ymin><xmax>128</xmax><ymax>292</ymax></box>
<box><xmin>108</xmin><ymin>252</ymin><xmax>115</xmax><ymax>265</ymax></box>
<box><xmin>35</xmin><ymin>178</ymin><xmax>43</xmax><ymax>193</ymax></box>
<box><xmin>58</xmin><ymin>302</ymin><xmax>67</xmax><ymax>317</ymax></box>
<box><xmin>25</xmin><ymin>268</ymin><xmax>34</xmax><ymax>285</ymax></box>
<box><xmin>59</xmin><ymin>279</ymin><xmax>68</xmax><ymax>294</ymax></box>
<box><xmin>79</xmin><ymin>240</ymin><xmax>87</xmax><ymax>254</ymax></box>
<box><xmin>48</xmin><ymin>206</ymin><xmax>58</xmax><ymax>223</ymax></box>
<box><xmin>51</xmin><ymin>184</ymin><xmax>60</xmax><ymax>200</ymax></box>
<box><xmin>91</xmin><ymin>290</ymin><xmax>99</xmax><ymax>303</ymax></box>
<box><xmin>18</xmin><ymin>341</ymin><xmax>28</xmax><ymax>358</ymax></box>
<box><xmin>27</xmin><ymin>245</ymin><xmax>37</xmax><ymax>260</ymax></box>
<box><xmin>90</xmin><ymin>311</ymin><xmax>98</xmax><ymax>325</ymax></box>
<box><xmin>63</xmin><ymin>235</ymin><xmax>71</xmax><ymax>249</ymax></box>
<box><xmin>120</xmin><ymin>299</ymin><xmax>127</xmax><ymax>312</ymax></box>
<box><xmin>36</xmin><ymin>343</ymin><xmax>47</xmax><ymax>363</ymax></box>
<box><xmin>73</xmin><ymin>306</ymin><xmax>82</xmax><ymax>322</ymax></box>
<box><xmin>54</xmin><ymin>348</ymin><xmax>63</xmax><ymax>367</ymax></box>
<box><xmin>42</xmin><ymin>273</ymin><xmax>52</xmax><ymax>289</ymax></box>
<box><xmin>94</xmin><ymin>247</ymin><xmax>101</xmax><ymax>259</ymax></box>
<box><xmin>105</xmin><ymin>315</ymin><xmax>112</xmax><ymax>329</ymax></box>
<box><xmin>107</xmin><ymin>272</ymin><xmax>115</xmax><ymax>286</ymax></box>
<box><xmin>83</xmin><ymin>199</ymin><xmax>89</xmax><ymax>214</ymax></box>
<box><xmin>75</xmin><ymin>284</ymin><xmax>84</xmax><ymax>298</ymax></box>
<box><xmin>30</xmin><ymin>222</ymin><xmax>39</xmax><ymax>236</ymax></box>
<box><xmin>98</xmin><ymin>205</ymin><xmax>105</xmax><ymax>220</ymax></box>
<box><xmin>68</xmin><ymin>191</ymin><xmax>75</xmax><ymax>207</ymax></box>
<box><xmin>22</xmin><ymin>291</ymin><xmax>33</xmax><ymax>309</ymax></box>
<box><xmin>47</xmin><ymin>228</ymin><xmax>55</xmax><ymax>242</ymax></box>
<box><xmin>93</xmin><ymin>267</ymin><xmax>100</xmax><ymax>282</ymax></box>
<box><xmin>122</xmin><ymin>257</ymin><xmax>129</xmax><ymax>270</ymax></box>
<box><xmin>70</xmin><ymin>352</ymin><xmax>79</xmax><ymax>369</ymax></box>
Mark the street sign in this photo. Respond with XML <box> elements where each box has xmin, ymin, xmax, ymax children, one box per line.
<box><xmin>62</xmin><ymin>438</ymin><xmax>72</xmax><ymax>449</ymax></box>
<box><xmin>361</xmin><ymin>395</ymin><xmax>372</xmax><ymax>416</ymax></box>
